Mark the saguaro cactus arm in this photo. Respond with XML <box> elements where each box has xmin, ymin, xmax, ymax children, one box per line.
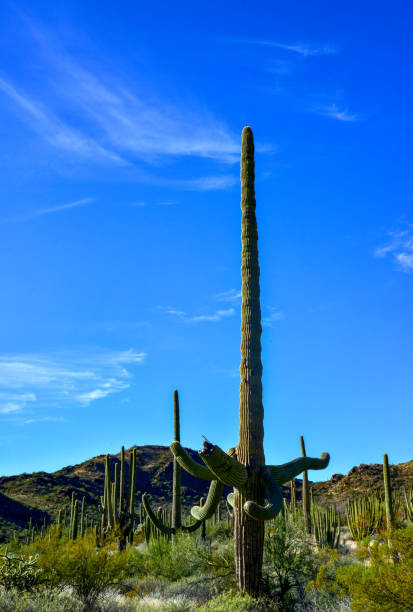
<box><xmin>170</xmin><ymin>441</ymin><xmax>215</xmax><ymax>481</ymax></box>
<box><xmin>199</xmin><ymin>442</ymin><xmax>248</xmax><ymax>488</ymax></box>
<box><xmin>267</xmin><ymin>453</ymin><xmax>330</xmax><ymax>485</ymax></box>
<box><xmin>243</xmin><ymin>468</ymin><xmax>283</xmax><ymax>521</ymax></box>
<box><xmin>190</xmin><ymin>479</ymin><xmax>225</xmax><ymax>521</ymax></box>
<box><xmin>142</xmin><ymin>494</ymin><xmax>174</xmax><ymax>535</ymax></box>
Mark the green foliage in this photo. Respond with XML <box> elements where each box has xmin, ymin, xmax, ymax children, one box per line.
<box><xmin>263</xmin><ymin>512</ymin><xmax>316</xmax><ymax>609</ymax></box>
<box><xmin>143</xmin><ymin>534</ymin><xmax>205</xmax><ymax>581</ymax></box>
<box><xmin>309</xmin><ymin>527</ymin><xmax>413</xmax><ymax>612</ymax></box>
<box><xmin>197</xmin><ymin>590</ymin><xmax>274</xmax><ymax>611</ymax></box>
<box><xmin>0</xmin><ymin>550</ymin><xmax>45</xmax><ymax>592</ymax></box>
<box><xmin>337</xmin><ymin>526</ymin><xmax>413</xmax><ymax>611</ymax></box>
<box><xmin>28</xmin><ymin>532</ymin><xmax>131</xmax><ymax>608</ymax></box>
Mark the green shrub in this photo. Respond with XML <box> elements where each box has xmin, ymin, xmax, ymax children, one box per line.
<box><xmin>29</xmin><ymin>532</ymin><xmax>130</xmax><ymax>609</ymax></box>
<box><xmin>143</xmin><ymin>534</ymin><xmax>204</xmax><ymax>581</ymax></box>
<box><xmin>336</xmin><ymin>527</ymin><xmax>413</xmax><ymax>611</ymax></box>
<box><xmin>308</xmin><ymin>527</ymin><xmax>413</xmax><ymax>611</ymax></box>
<box><xmin>198</xmin><ymin>590</ymin><xmax>276</xmax><ymax>611</ymax></box>
<box><xmin>263</xmin><ymin>513</ymin><xmax>316</xmax><ymax>609</ymax></box>
<box><xmin>0</xmin><ymin>550</ymin><xmax>46</xmax><ymax>592</ymax></box>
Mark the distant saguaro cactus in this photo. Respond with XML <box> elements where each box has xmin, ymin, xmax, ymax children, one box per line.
<box><xmin>169</xmin><ymin>127</ymin><xmax>330</xmax><ymax>595</ymax></box>
<box><xmin>301</xmin><ymin>436</ymin><xmax>311</xmax><ymax>533</ymax></box>
<box><xmin>142</xmin><ymin>390</ymin><xmax>204</xmax><ymax>536</ymax></box>
<box><xmin>383</xmin><ymin>453</ymin><xmax>394</xmax><ymax>531</ymax></box>
<box><xmin>99</xmin><ymin>447</ymin><xmax>137</xmax><ymax>550</ymax></box>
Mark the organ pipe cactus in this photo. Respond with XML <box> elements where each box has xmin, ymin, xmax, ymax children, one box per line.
<box><xmin>169</xmin><ymin>126</ymin><xmax>330</xmax><ymax>595</ymax></box>
<box><xmin>311</xmin><ymin>504</ymin><xmax>340</xmax><ymax>549</ymax></box>
<box><xmin>142</xmin><ymin>390</ymin><xmax>205</xmax><ymax>536</ymax></box>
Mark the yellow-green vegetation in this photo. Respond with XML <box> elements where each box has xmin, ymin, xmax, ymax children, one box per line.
<box><xmin>1</xmin><ymin>514</ymin><xmax>413</xmax><ymax>611</ymax></box>
<box><xmin>308</xmin><ymin>527</ymin><xmax>413</xmax><ymax>612</ymax></box>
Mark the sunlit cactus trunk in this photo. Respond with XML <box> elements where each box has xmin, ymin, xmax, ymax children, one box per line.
<box><xmin>234</xmin><ymin>126</ymin><xmax>266</xmax><ymax>595</ymax></box>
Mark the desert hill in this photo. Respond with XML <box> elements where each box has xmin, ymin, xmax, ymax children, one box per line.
<box><xmin>0</xmin><ymin>445</ymin><xmax>411</xmax><ymax>541</ymax></box>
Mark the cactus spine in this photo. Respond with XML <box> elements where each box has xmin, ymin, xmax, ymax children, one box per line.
<box><xmin>383</xmin><ymin>453</ymin><xmax>394</xmax><ymax>531</ymax></box>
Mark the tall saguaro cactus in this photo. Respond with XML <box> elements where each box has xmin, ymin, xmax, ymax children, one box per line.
<box><xmin>233</xmin><ymin>125</ymin><xmax>266</xmax><ymax>592</ymax></box>
<box><xmin>169</xmin><ymin>127</ymin><xmax>330</xmax><ymax>595</ymax></box>
<box><xmin>172</xmin><ymin>390</ymin><xmax>182</xmax><ymax>534</ymax></box>
<box><xmin>301</xmin><ymin>436</ymin><xmax>311</xmax><ymax>533</ymax></box>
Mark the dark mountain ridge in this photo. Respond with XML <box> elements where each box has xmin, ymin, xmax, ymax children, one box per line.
<box><xmin>0</xmin><ymin>445</ymin><xmax>412</xmax><ymax>541</ymax></box>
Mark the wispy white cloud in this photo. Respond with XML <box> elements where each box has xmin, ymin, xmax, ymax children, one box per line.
<box><xmin>375</xmin><ymin>227</ymin><xmax>413</xmax><ymax>272</ymax></box>
<box><xmin>188</xmin><ymin>308</ymin><xmax>235</xmax><ymax>323</ymax></box>
<box><xmin>169</xmin><ymin>175</ymin><xmax>237</xmax><ymax>191</ymax></box>
<box><xmin>262</xmin><ymin>307</ymin><xmax>284</xmax><ymax>327</ymax></box>
<box><xmin>214</xmin><ymin>288</ymin><xmax>242</xmax><ymax>302</ymax></box>
<box><xmin>159</xmin><ymin>306</ymin><xmax>235</xmax><ymax>323</ymax></box>
<box><xmin>7</xmin><ymin>197</ymin><xmax>95</xmax><ymax>223</ymax></box>
<box><xmin>0</xmin><ymin>348</ymin><xmax>146</xmax><ymax>418</ymax></box>
<box><xmin>20</xmin><ymin>416</ymin><xmax>66</xmax><ymax>425</ymax></box>
<box><xmin>0</xmin><ymin>76</ymin><xmax>126</xmax><ymax>164</ymax></box>
<box><xmin>0</xmin><ymin>392</ymin><xmax>37</xmax><ymax>415</ymax></box>
<box><xmin>314</xmin><ymin>104</ymin><xmax>358</xmax><ymax>122</ymax></box>
<box><xmin>0</xmin><ymin>19</ymin><xmax>244</xmax><ymax>167</ymax></box>
<box><xmin>228</xmin><ymin>38</ymin><xmax>338</xmax><ymax>57</ymax></box>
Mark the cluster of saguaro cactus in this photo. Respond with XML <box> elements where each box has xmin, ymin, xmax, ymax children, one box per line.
<box><xmin>142</xmin><ymin>390</ymin><xmax>204</xmax><ymax>537</ymax></box>
<box><xmin>169</xmin><ymin>127</ymin><xmax>330</xmax><ymax>594</ymax></box>
<box><xmin>311</xmin><ymin>504</ymin><xmax>340</xmax><ymax>548</ymax></box>
<box><xmin>99</xmin><ymin>447</ymin><xmax>137</xmax><ymax>550</ymax></box>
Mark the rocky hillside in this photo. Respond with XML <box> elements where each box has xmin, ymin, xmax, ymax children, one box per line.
<box><xmin>0</xmin><ymin>446</ymin><xmax>411</xmax><ymax>541</ymax></box>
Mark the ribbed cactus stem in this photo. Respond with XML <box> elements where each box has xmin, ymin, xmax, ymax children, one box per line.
<box><xmin>300</xmin><ymin>436</ymin><xmax>311</xmax><ymax>533</ymax></box>
<box><xmin>119</xmin><ymin>446</ymin><xmax>125</xmax><ymax>513</ymax></box>
<box><xmin>200</xmin><ymin>497</ymin><xmax>206</xmax><ymax>540</ymax></box>
<box><xmin>72</xmin><ymin>499</ymin><xmax>79</xmax><ymax>540</ymax></box>
<box><xmin>234</xmin><ymin>126</ymin><xmax>265</xmax><ymax>595</ymax></box>
<box><xmin>113</xmin><ymin>463</ymin><xmax>119</xmax><ymax>526</ymax></box>
<box><xmin>172</xmin><ymin>390</ymin><xmax>182</xmax><ymax>533</ymax></box>
<box><xmin>105</xmin><ymin>455</ymin><xmax>114</xmax><ymax>530</ymax></box>
<box><xmin>383</xmin><ymin>453</ymin><xmax>394</xmax><ymax>531</ymax></box>
<box><xmin>80</xmin><ymin>497</ymin><xmax>85</xmax><ymax>537</ymax></box>
<box><xmin>128</xmin><ymin>448</ymin><xmax>137</xmax><ymax>543</ymax></box>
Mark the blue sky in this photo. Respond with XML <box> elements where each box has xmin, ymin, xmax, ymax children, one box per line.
<box><xmin>0</xmin><ymin>1</ymin><xmax>412</xmax><ymax>479</ymax></box>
